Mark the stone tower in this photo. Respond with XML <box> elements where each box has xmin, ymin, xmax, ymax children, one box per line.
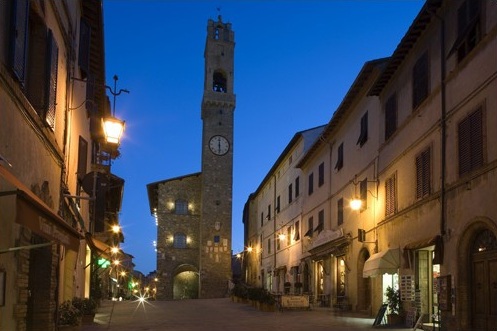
<box><xmin>199</xmin><ymin>15</ymin><xmax>235</xmax><ymax>298</ymax></box>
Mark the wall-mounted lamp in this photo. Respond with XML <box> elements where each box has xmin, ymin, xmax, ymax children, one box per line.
<box><xmin>350</xmin><ymin>176</ymin><xmax>379</xmax><ymax>211</ymax></box>
<box><xmin>278</xmin><ymin>233</ymin><xmax>286</xmax><ymax>241</ymax></box>
<box><xmin>102</xmin><ymin>117</ymin><xmax>125</xmax><ymax>145</ymax></box>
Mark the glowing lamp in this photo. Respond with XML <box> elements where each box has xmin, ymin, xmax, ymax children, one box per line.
<box><xmin>350</xmin><ymin>198</ymin><xmax>362</xmax><ymax>211</ymax></box>
<box><xmin>102</xmin><ymin>117</ymin><xmax>125</xmax><ymax>144</ymax></box>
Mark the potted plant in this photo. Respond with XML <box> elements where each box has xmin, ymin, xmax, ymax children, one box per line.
<box><xmin>385</xmin><ymin>286</ymin><xmax>403</xmax><ymax>325</ymax></box>
<box><xmin>58</xmin><ymin>300</ymin><xmax>81</xmax><ymax>328</ymax></box>
<box><xmin>72</xmin><ymin>297</ymin><xmax>97</xmax><ymax>324</ymax></box>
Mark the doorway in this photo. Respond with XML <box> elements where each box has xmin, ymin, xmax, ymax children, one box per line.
<box><xmin>471</xmin><ymin>229</ymin><xmax>497</xmax><ymax>331</ymax></box>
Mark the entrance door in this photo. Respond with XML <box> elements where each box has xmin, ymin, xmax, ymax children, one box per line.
<box><xmin>472</xmin><ymin>230</ymin><xmax>497</xmax><ymax>331</ymax></box>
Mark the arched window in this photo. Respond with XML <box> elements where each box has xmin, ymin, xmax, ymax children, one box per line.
<box><xmin>175</xmin><ymin>199</ymin><xmax>188</xmax><ymax>215</ymax></box>
<box><xmin>473</xmin><ymin>229</ymin><xmax>497</xmax><ymax>253</ymax></box>
<box><xmin>213</xmin><ymin>71</ymin><xmax>227</xmax><ymax>93</ymax></box>
<box><xmin>173</xmin><ymin>233</ymin><xmax>187</xmax><ymax>249</ymax></box>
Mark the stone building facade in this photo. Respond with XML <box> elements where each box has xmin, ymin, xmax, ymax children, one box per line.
<box><xmin>243</xmin><ymin>1</ymin><xmax>497</xmax><ymax>330</ymax></box>
<box><xmin>147</xmin><ymin>16</ymin><xmax>235</xmax><ymax>299</ymax></box>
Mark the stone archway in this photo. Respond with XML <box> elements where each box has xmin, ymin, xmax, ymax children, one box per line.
<box><xmin>457</xmin><ymin>218</ymin><xmax>497</xmax><ymax>331</ymax></box>
<box><xmin>172</xmin><ymin>264</ymin><xmax>199</xmax><ymax>300</ymax></box>
<box><xmin>357</xmin><ymin>248</ymin><xmax>372</xmax><ymax>314</ymax></box>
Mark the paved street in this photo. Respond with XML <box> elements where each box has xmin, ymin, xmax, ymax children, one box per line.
<box><xmin>80</xmin><ymin>298</ymin><xmax>412</xmax><ymax>331</ymax></box>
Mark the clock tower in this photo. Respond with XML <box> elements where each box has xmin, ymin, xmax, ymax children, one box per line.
<box><xmin>199</xmin><ymin>15</ymin><xmax>235</xmax><ymax>298</ymax></box>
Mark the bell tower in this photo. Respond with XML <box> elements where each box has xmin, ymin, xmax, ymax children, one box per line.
<box><xmin>199</xmin><ymin>15</ymin><xmax>235</xmax><ymax>298</ymax></box>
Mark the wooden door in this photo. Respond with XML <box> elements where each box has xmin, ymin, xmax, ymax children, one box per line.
<box><xmin>472</xmin><ymin>230</ymin><xmax>497</xmax><ymax>331</ymax></box>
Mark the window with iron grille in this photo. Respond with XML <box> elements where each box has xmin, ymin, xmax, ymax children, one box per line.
<box><xmin>308</xmin><ymin>173</ymin><xmax>314</xmax><ymax>195</ymax></box>
<box><xmin>335</xmin><ymin>143</ymin><xmax>344</xmax><ymax>171</ymax></box>
<box><xmin>412</xmin><ymin>52</ymin><xmax>429</xmax><ymax>110</ymax></box>
<box><xmin>173</xmin><ymin>233</ymin><xmax>187</xmax><ymax>249</ymax></box>
<box><xmin>337</xmin><ymin>198</ymin><xmax>344</xmax><ymax>225</ymax></box>
<box><xmin>385</xmin><ymin>174</ymin><xmax>397</xmax><ymax>217</ymax></box>
<box><xmin>458</xmin><ymin>108</ymin><xmax>484</xmax><ymax>177</ymax></box>
<box><xmin>357</xmin><ymin>112</ymin><xmax>368</xmax><ymax>147</ymax></box>
<box><xmin>416</xmin><ymin>147</ymin><xmax>431</xmax><ymax>199</ymax></box>
<box><xmin>385</xmin><ymin>93</ymin><xmax>397</xmax><ymax>141</ymax></box>
<box><xmin>318</xmin><ymin>162</ymin><xmax>325</xmax><ymax>187</ymax></box>
<box><xmin>175</xmin><ymin>199</ymin><xmax>188</xmax><ymax>215</ymax></box>
<box><xmin>454</xmin><ymin>0</ymin><xmax>482</xmax><ymax>62</ymax></box>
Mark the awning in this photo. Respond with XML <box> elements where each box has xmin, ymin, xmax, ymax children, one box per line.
<box><xmin>363</xmin><ymin>248</ymin><xmax>400</xmax><ymax>278</ymax></box>
<box><xmin>0</xmin><ymin>165</ymin><xmax>82</xmax><ymax>251</ymax></box>
<box><xmin>85</xmin><ymin>234</ymin><xmax>115</xmax><ymax>260</ymax></box>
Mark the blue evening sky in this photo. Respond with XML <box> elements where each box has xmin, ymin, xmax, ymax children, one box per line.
<box><xmin>103</xmin><ymin>1</ymin><xmax>425</xmax><ymax>274</ymax></box>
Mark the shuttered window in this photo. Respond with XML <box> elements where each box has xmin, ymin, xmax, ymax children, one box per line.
<box><xmin>335</xmin><ymin>143</ymin><xmax>343</xmax><ymax>171</ymax></box>
<box><xmin>79</xmin><ymin>18</ymin><xmax>91</xmax><ymax>77</ymax></box>
<box><xmin>357</xmin><ymin>112</ymin><xmax>368</xmax><ymax>147</ymax></box>
<box><xmin>10</xmin><ymin>0</ymin><xmax>29</xmax><ymax>85</ymax></box>
<box><xmin>45</xmin><ymin>30</ymin><xmax>58</xmax><ymax>131</ymax></box>
<box><xmin>412</xmin><ymin>52</ymin><xmax>429</xmax><ymax>110</ymax></box>
<box><xmin>456</xmin><ymin>0</ymin><xmax>481</xmax><ymax>62</ymax></box>
<box><xmin>385</xmin><ymin>174</ymin><xmax>397</xmax><ymax>217</ymax></box>
<box><xmin>318</xmin><ymin>162</ymin><xmax>324</xmax><ymax>187</ymax></box>
<box><xmin>360</xmin><ymin>178</ymin><xmax>368</xmax><ymax>211</ymax></box>
<box><xmin>308</xmin><ymin>173</ymin><xmax>314</xmax><ymax>195</ymax></box>
<box><xmin>385</xmin><ymin>93</ymin><xmax>397</xmax><ymax>140</ymax></box>
<box><xmin>458</xmin><ymin>108</ymin><xmax>484</xmax><ymax>176</ymax></box>
<box><xmin>416</xmin><ymin>147</ymin><xmax>431</xmax><ymax>199</ymax></box>
<box><xmin>337</xmin><ymin>198</ymin><xmax>344</xmax><ymax>225</ymax></box>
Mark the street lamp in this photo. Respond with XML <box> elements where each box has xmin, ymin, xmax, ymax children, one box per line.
<box><xmin>102</xmin><ymin>117</ymin><xmax>125</xmax><ymax>145</ymax></box>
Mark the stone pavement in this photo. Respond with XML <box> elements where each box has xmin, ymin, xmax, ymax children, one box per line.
<box><xmin>80</xmin><ymin>298</ymin><xmax>415</xmax><ymax>331</ymax></box>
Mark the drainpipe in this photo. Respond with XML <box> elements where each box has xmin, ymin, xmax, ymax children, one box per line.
<box><xmin>439</xmin><ymin>12</ymin><xmax>447</xmax><ymax>238</ymax></box>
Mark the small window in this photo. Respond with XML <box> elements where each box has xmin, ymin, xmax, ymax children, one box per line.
<box><xmin>267</xmin><ymin>238</ymin><xmax>271</xmax><ymax>254</ymax></box>
<box><xmin>318</xmin><ymin>162</ymin><xmax>325</xmax><ymax>187</ymax></box>
<box><xmin>276</xmin><ymin>196</ymin><xmax>280</xmax><ymax>213</ymax></box>
<box><xmin>173</xmin><ymin>233</ymin><xmax>187</xmax><ymax>249</ymax></box>
<box><xmin>357</xmin><ymin>112</ymin><xmax>368</xmax><ymax>147</ymax></box>
<box><xmin>305</xmin><ymin>217</ymin><xmax>314</xmax><ymax>238</ymax></box>
<box><xmin>458</xmin><ymin>108</ymin><xmax>484</xmax><ymax>177</ymax></box>
<box><xmin>287</xmin><ymin>226</ymin><xmax>291</xmax><ymax>245</ymax></box>
<box><xmin>416</xmin><ymin>147</ymin><xmax>431</xmax><ymax>199</ymax></box>
<box><xmin>308</xmin><ymin>173</ymin><xmax>314</xmax><ymax>195</ymax></box>
<box><xmin>315</xmin><ymin>210</ymin><xmax>324</xmax><ymax>234</ymax></box>
<box><xmin>455</xmin><ymin>0</ymin><xmax>481</xmax><ymax>62</ymax></box>
<box><xmin>335</xmin><ymin>143</ymin><xmax>343</xmax><ymax>171</ymax></box>
<box><xmin>175</xmin><ymin>199</ymin><xmax>188</xmax><ymax>215</ymax></box>
<box><xmin>337</xmin><ymin>198</ymin><xmax>344</xmax><ymax>225</ymax></box>
<box><xmin>412</xmin><ymin>52</ymin><xmax>429</xmax><ymax>110</ymax></box>
<box><xmin>295</xmin><ymin>176</ymin><xmax>300</xmax><ymax>197</ymax></box>
<box><xmin>385</xmin><ymin>93</ymin><xmax>398</xmax><ymax>141</ymax></box>
<box><xmin>294</xmin><ymin>221</ymin><xmax>300</xmax><ymax>241</ymax></box>
<box><xmin>260</xmin><ymin>212</ymin><xmax>264</xmax><ymax>227</ymax></box>
<box><xmin>385</xmin><ymin>174</ymin><xmax>397</xmax><ymax>217</ymax></box>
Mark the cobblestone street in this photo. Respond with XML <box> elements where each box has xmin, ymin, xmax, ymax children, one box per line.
<box><xmin>80</xmin><ymin>298</ymin><xmax>412</xmax><ymax>331</ymax></box>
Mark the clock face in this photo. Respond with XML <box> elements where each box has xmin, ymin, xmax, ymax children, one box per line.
<box><xmin>209</xmin><ymin>135</ymin><xmax>230</xmax><ymax>155</ymax></box>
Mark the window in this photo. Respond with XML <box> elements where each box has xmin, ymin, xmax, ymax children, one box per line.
<box><xmin>213</xmin><ymin>70</ymin><xmax>227</xmax><ymax>92</ymax></box>
<box><xmin>276</xmin><ymin>196</ymin><xmax>280</xmax><ymax>213</ymax></box>
<box><xmin>173</xmin><ymin>233</ymin><xmax>187</xmax><ymax>249</ymax></box>
<box><xmin>458</xmin><ymin>108</ymin><xmax>484</xmax><ymax>176</ymax></box>
<box><xmin>416</xmin><ymin>147</ymin><xmax>431</xmax><ymax>199</ymax></box>
<box><xmin>315</xmin><ymin>210</ymin><xmax>324</xmax><ymax>234</ymax></box>
<box><xmin>337</xmin><ymin>198</ymin><xmax>344</xmax><ymax>225</ymax></box>
<box><xmin>318</xmin><ymin>162</ymin><xmax>325</xmax><ymax>187</ymax></box>
<box><xmin>412</xmin><ymin>52</ymin><xmax>429</xmax><ymax>110</ymax></box>
<box><xmin>308</xmin><ymin>173</ymin><xmax>314</xmax><ymax>195</ymax></box>
<box><xmin>277</xmin><ymin>236</ymin><xmax>281</xmax><ymax>250</ymax></box>
<box><xmin>214</xmin><ymin>235</ymin><xmax>220</xmax><ymax>244</ymax></box>
<box><xmin>10</xmin><ymin>0</ymin><xmax>29</xmax><ymax>84</ymax></box>
<box><xmin>76</xmin><ymin>137</ymin><xmax>88</xmax><ymax>205</ymax></box>
<box><xmin>78</xmin><ymin>18</ymin><xmax>91</xmax><ymax>78</ymax></box>
<box><xmin>335</xmin><ymin>143</ymin><xmax>343</xmax><ymax>171</ymax></box>
<box><xmin>294</xmin><ymin>221</ymin><xmax>300</xmax><ymax>241</ymax></box>
<box><xmin>454</xmin><ymin>0</ymin><xmax>482</xmax><ymax>62</ymax></box>
<box><xmin>267</xmin><ymin>238</ymin><xmax>271</xmax><ymax>254</ymax></box>
<box><xmin>288</xmin><ymin>183</ymin><xmax>293</xmax><ymax>203</ymax></box>
<box><xmin>385</xmin><ymin>93</ymin><xmax>397</xmax><ymax>141</ymax></box>
<box><xmin>357</xmin><ymin>112</ymin><xmax>368</xmax><ymax>147</ymax></box>
<box><xmin>295</xmin><ymin>176</ymin><xmax>300</xmax><ymax>197</ymax></box>
<box><xmin>360</xmin><ymin>178</ymin><xmax>368</xmax><ymax>211</ymax></box>
<box><xmin>305</xmin><ymin>217</ymin><xmax>314</xmax><ymax>238</ymax></box>
<box><xmin>267</xmin><ymin>204</ymin><xmax>271</xmax><ymax>221</ymax></box>
<box><xmin>175</xmin><ymin>199</ymin><xmax>188</xmax><ymax>214</ymax></box>
<box><xmin>385</xmin><ymin>174</ymin><xmax>397</xmax><ymax>217</ymax></box>
<box><xmin>287</xmin><ymin>226</ymin><xmax>292</xmax><ymax>245</ymax></box>
<box><xmin>25</xmin><ymin>16</ymin><xmax>59</xmax><ymax>131</ymax></box>
<box><xmin>260</xmin><ymin>212</ymin><xmax>264</xmax><ymax>227</ymax></box>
